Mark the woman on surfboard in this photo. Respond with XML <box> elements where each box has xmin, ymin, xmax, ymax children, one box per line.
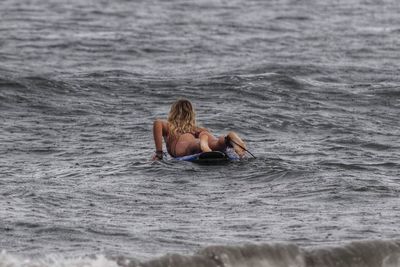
<box><xmin>152</xmin><ymin>99</ymin><xmax>247</xmax><ymax>160</ymax></box>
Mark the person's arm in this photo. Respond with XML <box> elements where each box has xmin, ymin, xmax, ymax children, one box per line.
<box><xmin>152</xmin><ymin>120</ymin><xmax>167</xmax><ymax>160</ymax></box>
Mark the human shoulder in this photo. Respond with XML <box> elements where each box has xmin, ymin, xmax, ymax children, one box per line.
<box><xmin>154</xmin><ymin>119</ymin><xmax>167</xmax><ymax>125</ymax></box>
<box><xmin>154</xmin><ymin>119</ymin><xmax>169</xmax><ymax>135</ymax></box>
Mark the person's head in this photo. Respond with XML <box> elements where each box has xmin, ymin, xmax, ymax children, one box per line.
<box><xmin>168</xmin><ymin>99</ymin><xmax>197</xmax><ymax>135</ymax></box>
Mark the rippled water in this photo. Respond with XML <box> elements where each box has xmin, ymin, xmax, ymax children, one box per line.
<box><xmin>1</xmin><ymin>0</ymin><xmax>400</xmax><ymax>266</ymax></box>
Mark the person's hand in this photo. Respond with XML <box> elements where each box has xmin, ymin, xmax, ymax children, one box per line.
<box><xmin>152</xmin><ymin>151</ymin><xmax>164</xmax><ymax>161</ymax></box>
<box><xmin>152</xmin><ymin>154</ymin><xmax>160</xmax><ymax>160</ymax></box>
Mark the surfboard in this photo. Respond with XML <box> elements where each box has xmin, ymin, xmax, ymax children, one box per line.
<box><xmin>174</xmin><ymin>151</ymin><xmax>238</xmax><ymax>164</ymax></box>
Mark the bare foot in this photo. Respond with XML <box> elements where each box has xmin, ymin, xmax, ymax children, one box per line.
<box><xmin>227</xmin><ymin>132</ymin><xmax>246</xmax><ymax>158</ymax></box>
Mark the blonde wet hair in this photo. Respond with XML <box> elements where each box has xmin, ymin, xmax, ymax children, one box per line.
<box><xmin>168</xmin><ymin>99</ymin><xmax>197</xmax><ymax>137</ymax></box>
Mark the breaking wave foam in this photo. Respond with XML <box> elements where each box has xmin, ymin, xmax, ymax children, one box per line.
<box><xmin>2</xmin><ymin>240</ymin><xmax>400</xmax><ymax>267</ymax></box>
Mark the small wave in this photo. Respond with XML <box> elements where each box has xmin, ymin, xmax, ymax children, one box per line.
<box><xmin>0</xmin><ymin>77</ymin><xmax>27</xmax><ymax>90</ymax></box>
<box><xmin>2</xmin><ymin>240</ymin><xmax>399</xmax><ymax>267</ymax></box>
<box><xmin>274</xmin><ymin>15</ymin><xmax>311</xmax><ymax>21</ymax></box>
<box><xmin>320</xmin><ymin>161</ymin><xmax>370</xmax><ymax>171</ymax></box>
<box><xmin>137</xmin><ymin>240</ymin><xmax>400</xmax><ymax>267</ymax></box>
<box><xmin>361</xmin><ymin>142</ymin><xmax>394</xmax><ymax>151</ymax></box>
<box><xmin>372</xmin><ymin>87</ymin><xmax>400</xmax><ymax>98</ymax></box>
<box><xmin>82</xmin><ymin>70</ymin><xmax>143</xmax><ymax>78</ymax></box>
<box><xmin>0</xmin><ymin>252</ymin><xmax>120</xmax><ymax>267</ymax></box>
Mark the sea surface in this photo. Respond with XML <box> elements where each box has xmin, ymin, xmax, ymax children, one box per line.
<box><xmin>1</xmin><ymin>0</ymin><xmax>400</xmax><ymax>266</ymax></box>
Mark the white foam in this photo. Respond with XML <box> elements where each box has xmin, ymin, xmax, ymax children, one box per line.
<box><xmin>0</xmin><ymin>251</ymin><xmax>119</xmax><ymax>267</ymax></box>
<box><xmin>383</xmin><ymin>253</ymin><xmax>400</xmax><ymax>267</ymax></box>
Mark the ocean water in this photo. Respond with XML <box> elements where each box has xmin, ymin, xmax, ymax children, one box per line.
<box><xmin>1</xmin><ymin>0</ymin><xmax>400</xmax><ymax>266</ymax></box>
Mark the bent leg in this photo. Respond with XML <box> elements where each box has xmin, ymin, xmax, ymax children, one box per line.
<box><xmin>197</xmin><ymin>131</ymin><xmax>247</xmax><ymax>157</ymax></box>
<box><xmin>199</xmin><ymin>131</ymin><xmax>227</xmax><ymax>152</ymax></box>
<box><xmin>199</xmin><ymin>132</ymin><xmax>212</xmax><ymax>152</ymax></box>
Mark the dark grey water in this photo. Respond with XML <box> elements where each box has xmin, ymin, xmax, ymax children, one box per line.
<box><xmin>1</xmin><ymin>0</ymin><xmax>400</xmax><ymax>266</ymax></box>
